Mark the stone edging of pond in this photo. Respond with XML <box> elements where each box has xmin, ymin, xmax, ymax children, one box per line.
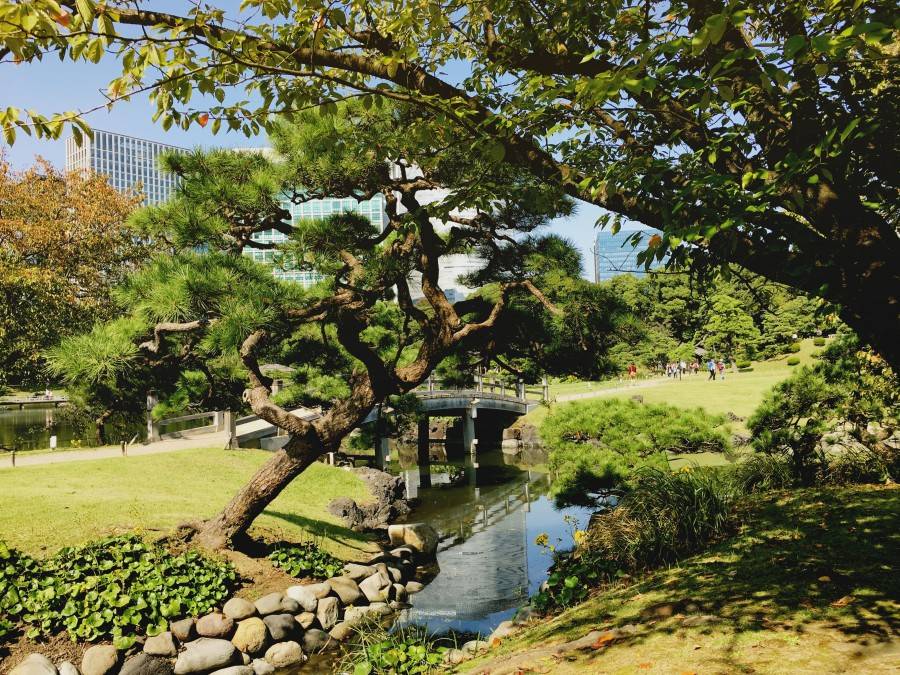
<box><xmin>8</xmin><ymin>523</ymin><xmax>439</xmax><ymax>675</ymax></box>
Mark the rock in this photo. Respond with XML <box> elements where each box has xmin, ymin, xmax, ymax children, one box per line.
<box><xmin>316</xmin><ymin>596</ymin><xmax>340</xmax><ymax>630</ymax></box>
<box><xmin>391</xmin><ymin>583</ymin><xmax>408</xmax><ymax>603</ymax></box>
<box><xmin>208</xmin><ymin>668</ymin><xmax>253</xmax><ymax>675</ymax></box>
<box><xmin>285</xmin><ymin>585</ymin><xmax>318</xmax><ymax>612</ymax></box>
<box><xmin>461</xmin><ymin>640</ymin><xmax>489</xmax><ymax>655</ymax></box>
<box><xmin>232</xmin><ymin>617</ymin><xmax>268</xmax><ymax>655</ymax></box>
<box><xmin>264</xmin><ymin>641</ymin><xmax>305</xmax><ymax>669</ymax></box>
<box><xmin>305</xmin><ymin>582</ymin><xmax>332</xmax><ymax>599</ymax></box>
<box><xmin>10</xmin><ymin>654</ymin><xmax>58</xmax><ymax>675</ymax></box>
<box><xmin>197</xmin><ymin>612</ymin><xmax>235</xmax><ymax>639</ymax></box>
<box><xmin>249</xmin><ymin>659</ymin><xmax>274</xmax><ymax>675</ymax></box>
<box><xmin>327</xmin><ymin>467</ymin><xmax>410</xmax><ymax>530</ymax></box>
<box><xmin>223</xmin><ymin>597</ymin><xmax>257</xmax><ymax>621</ymax></box>
<box><xmin>301</xmin><ymin>629</ymin><xmax>331</xmax><ymax>654</ymax></box>
<box><xmin>57</xmin><ymin>663</ymin><xmax>80</xmax><ymax>675</ymax></box>
<box><xmin>490</xmin><ymin>620</ymin><xmax>518</xmax><ymax>641</ymax></box>
<box><xmin>387</xmin><ymin>523</ymin><xmax>438</xmax><ymax>556</ymax></box>
<box><xmin>254</xmin><ymin>593</ymin><xmax>285</xmax><ymax>617</ymax></box>
<box><xmin>294</xmin><ymin>612</ymin><xmax>316</xmax><ymax>629</ymax></box>
<box><xmin>263</xmin><ymin>614</ymin><xmax>296</xmax><ymax>641</ymax></box>
<box><xmin>389</xmin><ymin>600</ymin><xmax>411</xmax><ymax>611</ymax></box>
<box><xmin>119</xmin><ymin>654</ymin><xmax>174</xmax><ymax>675</ymax></box>
<box><xmin>555</xmin><ymin>630</ymin><xmax>610</xmax><ymax>654</ymax></box>
<box><xmin>174</xmin><ymin>638</ymin><xmax>237</xmax><ymax>675</ymax></box>
<box><xmin>170</xmin><ymin>618</ymin><xmax>195</xmax><ymax>643</ymax></box>
<box><xmin>389</xmin><ymin>546</ymin><xmax>414</xmax><ymax>560</ymax></box>
<box><xmin>328</xmin><ymin>621</ymin><xmax>356</xmax><ymax>642</ymax></box>
<box><xmin>405</xmin><ymin>580</ymin><xmax>425</xmax><ymax>594</ymax></box>
<box><xmin>388</xmin><ymin>567</ymin><xmax>404</xmax><ymax>583</ymax></box>
<box><xmin>279</xmin><ymin>597</ymin><xmax>300</xmax><ymax>614</ymax></box>
<box><xmin>327</xmin><ymin>576</ymin><xmax>363</xmax><ymax>605</ymax></box>
<box><xmin>144</xmin><ymin>632</ymin><xmax>178</xmax><ymax>658</ymax></box>
<box><xmin>513</xmin><ymin>606</ymin><xmax>536</xmax><ymax>625</ymax></box>
<box><xmin>342</xmin><ymin>563</ymin><xmax>376</xmax><ymax>580</ymax></box>
<box><xmin>682</xmin><ymin>614</ymin><xmax>720</xmax><ymax>627</ymax></box>
<box><xmin>81</xmin><ymin>646</ymin><xmax>119</xmax><ymax>675</ymax></box>
<box><xmin>359</xmin><ymin>573</ymin><xmax>389</xmax><ymax>603</ymax></box>
<box><xmin>239</xmin><ymin>653</ymin><xmax>250</xmax><ymax>666</ymax></box>
<box><xmin>630</xmin><ymin>394</ymin><xmax>644</xmax><ymax>403</ymax></box>
<box><xmin>444</xmin><ymin>649</ymin><xmax>468</xmax><ymax>666</ymax></box>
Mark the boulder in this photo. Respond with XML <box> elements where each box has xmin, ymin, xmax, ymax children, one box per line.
<box><xmin>81</xmin><ymin>646</ymin><xmax>119</xmax><ymax>675</ymax></box>
<box><xmin>392</xmin><ymin>583</ymin><xmax>408</xmax><ymax>603</ymax></box>
<box><xmin>196</xmin><ymin>613</ymin><xmax>235</xmax><ymax>639</ymax></box>
<box><xmin>208</xmin><ymin>668</ymin><xmax>253</xmax><ymax>675</ymax></box>
<box><xmin>173</xmin><ymin>638</ymin><xmax>237</xmax><ymax>675</ymax></box>
<box><xmin>285</xmin><ymin>585</ymin><xmax>318</xmax><ymax>612</ymax></box>
<box><xmin>326</xmin><ymin>467</ymin><xmax>410</xmax><ymax>530</ymax></box>
<box><xmin>239</xmin><ymin>653</ymin><xmax>251</xmax><ymax>666</ymax></box>
<box><xmin>359</xmin><ymin>573</ymin><xmax>389</xmax><ymax>603</ymax></box>
<box><xmin>144</xmin><ymin>632</ymin><xmax>178</xmax><ymax>658</ymax></box>
<box><xmin>388</xmin><ymin>567</ymin><xmax>404</xmax><ymax>584</ymax></box>
<box><xmin>119</xmin><ymin>654</ymin><xmax>174</xmax><ymax>675</ymax></box>
<box><xmin>405</xmin><ymin>580</ymin><xmax>425</xmax><ymax>594</ymax></box>
<box><xmin>169</xmin><ymin>618</ymin><xmax>195</xmax><ymax>642</ymax></box>
<box><xmin>263</xmin><ymin>642</ymin><xmax>305</xmax><ymax>669</ymax></box>
<box><xmin>305</xmin><ymin>582</ymin><xmax>332</xmax><ymax>599</ymax></box>
<box><xmin>10</xmin><ymin>654</ymin><xmax>58</xmax><ymax>675</ymax></box>
<box><xmin>387</xmin><ymin>523</ymin><xmax>438</xmax><ymax>556</ymax></box>
<box><xmin>262</xmin><ymin>614</ymin><xmax>296</xmax><ymax>642</ymax></box>
<box><xmin>316</xmin><ymin>596</ymin><xmax>340</xmax><ymax>630</ymax></box>
<box><xmin>490</xmin><ymin>620</ymin><xmax>518</xmax><ymax>641</ymax></box>
<box><xmin>328</xmin><ymin>621</ymin><xmax>356</xmax><ymax>642</ymax></box>
<box><xmin>223</xmin><ymin>597</ymin><xmax>257</xmax><ymax>621</ymax></box>
<box><xmin>301</xmin><ymin>629</ymin><xmax>331</xmax><ymax>654</ymax></box>
<box><xmin>231</xmin><ymin>617</ymin><xmax>268</xmax><ymax>655</ymax></box>
<box><xmin>249</xmin><ymin>660</ymin><xmax>274</xmax><ymax>675</ymax></box>
<box><xmin>279</xmin><ymin>597</ymin><xmax>300</xmax><ymax>614</ymax></box>
<box><xmin>444</xmin><ymin>649</ymin><xmax>468</xmax><ymax>666</ymax></box>
<box><xmin>389</xmin><ymin>546</ymin><xmax>414</xmax><ymax>560</ymax></box>
<box><xmin>57</xmin><ymin>663</ymin><xmax>80</xmax><ymax>675</ymax></box>
<box><xmin>294</xmin><ymin>612</ymin><xmax>316</xmax><ymax>630</ymax></box>
<box><xmin>461</xmin><ymin>640</ymin><xmax>489</xmax><ymax>655</ymax></box>
<box><xmin>342</xmin><ymin>563</ymin><xmax>376</xmax><ymax>581</ymax></box>
<box><xmin>253</xmin><ymin>592</ymin><xmax>285</xmax><ymax>616</ymax></box>
<box><xmin>327</xmin><ymin>576</ymin><xmax>363</xmax><ymax>605</ymax></box>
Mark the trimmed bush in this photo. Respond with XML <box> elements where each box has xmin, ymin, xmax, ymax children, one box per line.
<box><xmin>813</xmin><ymin>337</ymin><xmax>826</xmax><ymax>346</ymax></box>
<box><xmin>736</xmin><ymin>360</ymin><xmax>752</xmax><ymax>370</ymax></box>
<box><xmin>541</xmin><ymin>399</ymin><xmax>730</xmax><ymax>502</ymax></box>
<box><xmin>788</xmin><ymin>342</ymin><xmax>802</xmax><ymax>353</ymax></box>
<box><xmin>0</xmin><ymin>535</ymin><xmax>236</xmax><ymax>647</ymax></box>
<box><xmin>787</xmin><ymin>356</ymin><xmax>800</xmax><ymax>366</ymax></box>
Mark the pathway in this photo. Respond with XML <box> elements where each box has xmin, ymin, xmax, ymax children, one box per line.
<box><xmin>554</xmin><ymin>377</ymin><xmax>666</xmax><ymax>403</ymax></box>
<box><xmin>0</xmin><ymin>432</ymin><xmax>229</xmax><ymax>469</ymax></box>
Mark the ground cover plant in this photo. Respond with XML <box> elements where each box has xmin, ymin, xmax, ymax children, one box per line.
<box><xmin>267</xmin><ymin>542</ymin><xmax>343</xmax><ymax>580</ymax></box>
<box><xmin>541</xmin><ymin>398</ymin><xmax>730</xmax><ymax>501</ymax></box>
<box><xmin>341</xmin><ymin>624</ymin><xmax>451</xmax><ymax>675</ymax></box>
<box><xmin>0</xmin><ymin>535</ymin><xmax>236</xmax><ymax>648</ymax></box>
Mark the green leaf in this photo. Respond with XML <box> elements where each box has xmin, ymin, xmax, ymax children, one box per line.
<box><xmin>706</xmin><ymin>14</ymin><xmax>728</xmax><ymax>44</ymax></box>
<box><xmin>783</xmin><ymin>35</ymin><xmax>806</xmax><ymax>60</ymax></box>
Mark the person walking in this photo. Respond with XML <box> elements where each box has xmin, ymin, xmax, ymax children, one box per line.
<box><xmin>717</xmin><ymin>359</ymin><xmax>726</xmax><ymax>381</ymax></box>
<box><xmin>628</xmin><ymin>362</ymin><xmax>638</xmax><ymax>384</ymax></box>
<box><xmin>707</xmin><ymin>357</ymin><xmax>716</xmax><ymax>381</ymax></box>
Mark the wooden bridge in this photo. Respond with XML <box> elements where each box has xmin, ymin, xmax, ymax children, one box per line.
<box><xmin>0</xmin><ymin>395</ymin><xmax>69</xmax><ymax>410</ymax></box>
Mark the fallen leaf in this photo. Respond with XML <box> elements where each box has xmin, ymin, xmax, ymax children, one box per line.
<box><xmin>831</xmin><ymin>595</ymin><xmax>854</xmax><ymax>607</ymax></box>
<box><xmin>591</xmin><ymin>631</ymin><xmax>616</xmax><ymax>649</ymax></box>
<box><xmin>818</xmin><ymin>575</ymin><xmax>831</xmax><ymax>583</ymax></box>
<box><xmin>638</xmin><ymin>663</ymin><xmax>653</xmax><ymax>669</ymax></box>
<box><xmin>693</xmin><ymin>644</ymin><xmax>702</xmax><ymax>650</ymax></box>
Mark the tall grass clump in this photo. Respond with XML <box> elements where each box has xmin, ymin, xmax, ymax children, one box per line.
<box><xmin>729</xmin><ymin>454</ymin><xmax>796</xmax><ymax>493</ymax></box>
<box><xmin>541</xmin><ymin>399</ymin><xmax>730</xmax><ymax>503</ymax></box>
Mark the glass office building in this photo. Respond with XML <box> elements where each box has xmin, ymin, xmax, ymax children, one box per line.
<box><xmin>593</xmin><ymin>227</ymin><xmax>665</xmax><ymax>282</ymax></box>
<box><xmin>246</xmin><ymin>194</ymin><xmax>388</xmax><ymax>287</ymax></box>
<box><xmin>65</xmin><ymin>129</ymin><xmax>185</xmax><ymax>205</ymax></box>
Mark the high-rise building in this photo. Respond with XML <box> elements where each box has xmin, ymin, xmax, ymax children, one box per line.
<box><xmin>247</xmin><ymin>193</ymin><xmax>389</xmax><ymax>287</ymax></box>
<box><xmin>65</xmin><ymin>129</ymin><xmax>185</xmax><ymax>205</ymax></box>
<box><xmin>593</xmin><ymin>227</ymin><xmax>665</xmax><ymax>282</ymax></box>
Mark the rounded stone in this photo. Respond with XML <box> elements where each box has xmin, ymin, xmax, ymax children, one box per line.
<box><xmin>81</xmin><ymin>645</ymin><xmax>119</xmax><ymax>675</ymax></box>
<box><xmin>231</xmin><ymin>617</ymin><xmax>268</xmax><ymax>655</ymax></box>
<box><xmin>169</xmin><ymin>618</ymin><xmax>196</xmax><ymax>643</ymax></box>
<box><xmin>358</xmin><ymin>573</ymin><xmax>388</xmax><ymax>603</ymax></box>
<box><xmin>326</xmin><ymin>576</ymin><xmax>362</xmax><ymax>605</ymax></box>
<box><xmin>57</xmin><ymin>663</ymin><xmax>79</xmax><ymax>675</ymax></box>
<box><xmin>392</xmin><ymin>583</ymin><xmax>408</xmax><ymax>603</ymax></box>
<box><xmin>250</xmin><ymin>660</ymin><xmax>274</xmax><ymax>675</ymax></box>
<box><xmin>405</xmin><ymin>580</ymin><xmax>425</xmax><ymax>594</ymax></box>
<box><xmin>328</xmin><ymin>621</ymin><xmax>355</xmax><ymax>642</ymax></box>
<box><xmin>387</xmin><ymin>523</ymin><xmax>438</xmax><ymax>556</ymax></box>
<box><xmin>143</xmin><ymin>631</ymin><xmax>177</xmax><ymax>657</ymax></box>
<box><xmin>197</xmin><ymin>612</ymin><xmax>235</xmax><ymax>639</ymax></box>
<box><xmin>279</xmin><ymin>596</ymin><xmax>300</xmax><ymax>614</ymax></box>
<box><xmin>173</xmin><ymin>638</ymin><xmax>237</xmax><ymax>675</ymax></box>
<box><xmin>223</xmin><ymin>597</ymin><xmax>257</xmax><ymax>621</ymax></box>
<box><xmin>301</xmin><ymin>629</ymin><xmax>330</xmax><ymax>654</ymax></box>
<box><xmin>10</xmin><ymin>654</ymin><xmax>58</xmax><ymax>675</ymax></box>
<box><xmin>253</xmin><ymin>592</ymin><xmax>285</xmax><ymax>616</ymax></box>
<box><xmin>208</xmin><ymin>668</ymin><xmax>253</xmax><ymax>675</ymax></box>
<box><xmin>342</xmin><ymin>563</ymin><xmax>375</xmax><ymax>580</ymax></box>
<box><xmin>119</xmin><ymin>654</ymin><xmax>174</xmax><ymax>675</ymax></box>
<box><xmin>294</xmin><ymin>612</ymin><xmax>316</xmax><ymax>630</ymax></box>
<box><xmin>264</xmin><ymin>641</ymin><xmax>305</xmax><ymax>669</ymax></box>
<box><xmin>305</xmin><ymin>582</ymin><xmax>332</xmax><ymax>599</ymax></box>
<box><xmin>285</xmin><ymin>585</ymin><xmax>318</xmax><ymax>612</ymax></box>
<box><xmin>262</xmin><ymin>613</ymin><xmax>296</xmax><ymax>642</ymax></box>
<box><xmin>315</xmin><ymin>596</ymin><xmax>340</xmax><ymax>631</ymax></box>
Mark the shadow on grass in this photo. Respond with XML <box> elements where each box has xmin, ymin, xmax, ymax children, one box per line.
<box><xmin>524</xmin><ymin>485</ymin><xmax>899</xmax><ymax>671</ymax></box>
<box><xmin>262</xmin><ymin>509</ymin><xmax>376</xmax><ymax>555</ymax></box>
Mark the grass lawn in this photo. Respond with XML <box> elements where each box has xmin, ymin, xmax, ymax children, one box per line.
<box><xmin>0</xmin><ymin>447</ymin><xmax>378</xmax><ymax>560</ymax></box>
<box><xmin>465</xmin><ymin>483</ymin><xmax>900</xmax><ymax>674</ymax></box>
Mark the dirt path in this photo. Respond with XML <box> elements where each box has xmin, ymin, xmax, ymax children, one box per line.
<box><xmin>554</xmin><ymin>377</ymin><xmax>666</xmax><ymax>402</ymax></box>
<box><xmin>0</xmin><ymin>433</ymin><xmax>229</xmax><ymax>468</ymax></box>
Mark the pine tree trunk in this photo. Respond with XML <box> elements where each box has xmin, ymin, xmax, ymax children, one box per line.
<box><xmin>195</xmin><ymin>433</ymin><xmax>322</xmax><ymax>549</ymax></box>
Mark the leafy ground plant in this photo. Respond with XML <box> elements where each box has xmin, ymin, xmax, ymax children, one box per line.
<box><xmin>0</xmin><ymin>534</ymin><xmax>236</xmax><ymax>648</ymax></box>
<box><xmin>342</xmin><ymin>623</ymin><xmax>451</xmax><ymax>674</ymax></box>
<box><xmin>268</xmin><ymin>541</ymin><xmax>343</xmax><ymax>580</ymax></box>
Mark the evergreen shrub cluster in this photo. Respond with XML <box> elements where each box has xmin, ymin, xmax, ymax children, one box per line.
<box><xmin>787</xmin><ymin>356</ymin><xmax>801</xmax><ymax>365</ymax></box>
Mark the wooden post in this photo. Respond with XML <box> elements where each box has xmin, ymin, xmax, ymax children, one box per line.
<box><xmin>121</xmin><ymin>441</ymin><xmax>126</xmax><ymax>456</ymax></box>
<box><xmin>10</xmin><ymin>451</ymin><xmax>15</xmax><ymax>468</ymax></box>
<box><xmin>542</xmin><ymin>375</ymin><xmax>550</xmax><ymax>401</ymax></box>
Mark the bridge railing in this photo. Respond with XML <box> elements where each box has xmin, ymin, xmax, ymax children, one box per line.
<box><xmin>417</xmin><ymin>374</ymin><xmax>549</xmax><ymax>402</ymax></box>
<box><xmin>150</xmin><ymin>410</ymin><xmax>234</xmax><ymax>441</ymax></box>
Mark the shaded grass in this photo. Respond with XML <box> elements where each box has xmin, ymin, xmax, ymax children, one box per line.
<box><xmin>464</xmin><ymin>484</ymin><xmax>899</xmax><ymax>674</ymax></box>
<box><xmin>0</xmin><ymin>447</ymin><xmax>378</xmax><ymax>559</ymax></box>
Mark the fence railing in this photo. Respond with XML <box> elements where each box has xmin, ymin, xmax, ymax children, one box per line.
<box><xmin>150</xmin><ymin>410</ymin><xmax>235</xmax><ymax>442</ymax></box>
<box><xmin>417</xmin><ymin>373</ymin><xmax>549</xmax><ymax>402</ymax></box>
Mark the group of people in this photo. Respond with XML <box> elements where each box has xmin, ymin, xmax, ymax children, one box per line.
<box><xmin>659</xmin><ymin>358</ymin><xmax>730</xmax><ymax>380</ymax></box>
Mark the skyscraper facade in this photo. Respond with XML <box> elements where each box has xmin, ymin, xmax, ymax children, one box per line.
<box><xmin>593</xmin><ymin>227</ymin><xmax>665</xmax><ymax>282</ymax></box>
<box><xmin>64</xmin><ymin>129</ymin><xmax>185</xmax><ymax>205</ymax></box>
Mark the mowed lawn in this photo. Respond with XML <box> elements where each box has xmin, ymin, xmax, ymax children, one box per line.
<box><xmin>0</xmin><ymin>447</ymin><xmax>377</xmax><ymax>559</ymax></box>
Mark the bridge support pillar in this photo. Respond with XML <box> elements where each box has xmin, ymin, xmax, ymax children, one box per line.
<box><xmin>147</xmin><ymin>413</ymin><xmax>161</xmax><ymax>443</ymax></box>
<box><xmin>417</xmin><ymin>418</ymin><xmax>431</xmax><ymax>488</ymax></box>
<box><xmin>375</xmin><ymin>434</ymin><xmax>390</xmax><ymax>470</ymax></box>
<box><xmin>222</xmin><ymin>411</ymin><xmax>237</xmax><ymax>449</ymax></box>
<box><xmin>463</xmin><ymin>408</ymin><xmax>476</xmax><ymax>455</ymax></box>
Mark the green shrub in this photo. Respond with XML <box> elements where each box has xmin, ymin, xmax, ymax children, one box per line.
<box><xmin>728</xmin><ymin>454</ymin><xmax>796</xmax><ymax>493</ymax></box>
<box><xmin>0</xmin><ymin>535</ymin><xmax>236</xmax><ymax>647</ymax></box>
<box><xmin>788</xmin><ymin>343</ymin><xmax>802</xmax><ymax>353</ymax></box>
<box><xmin>820</xmin><ymin>444</ymin><xmax>899</xmax><ymax>486</ymax></box>
<box><xmin>813</xmin><ymin>337</ymin><xmax>826</xmax><ymax>346</ymax></box>
<box><xmin>736</xmin><ymin>360</ymin><xmax>752</xmax><ymax>370</ymax></box>
<box><xmin>541</xmin><ymin>399</ymin><xmax>730</xmax><ymax>501</ymax></box>
<box><xmin>533</xmin><ymin>468</ymin><xmax>735</xmax><ymax>612</ymax></box>
<box><xmin>268</xmin><ymin>542</ymin><xmax>343</xmax><ymax>579</ymax></box>
<box><xmin>342</xmin><ymin>624</ymin><xmax>450</xmax><ymax>674</ymax></box>
<box><xmin>786</xmin><ymin>356</ymin><xmax>800</xmax><ymax>365</ymax></box>
<box><xmin>811</xmin><ymin>350</ymin><xmax>822</xmax><ymax>359</ymax></box>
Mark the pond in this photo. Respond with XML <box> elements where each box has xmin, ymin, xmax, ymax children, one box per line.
<box><xmin>389</xmin><ymin>446</ymin><xmax>592</xmax><ymax>637</ymax></box>
<box><xmin>0</xmin><ymin>405</ymin><xmax>79</xmax><ymax>451</ymax></box>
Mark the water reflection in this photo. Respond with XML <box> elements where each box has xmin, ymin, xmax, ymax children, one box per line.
<box><xmin>390</xmin><ymin>447</ymin><xmax>592</xmax><ymax>636</ymax></box>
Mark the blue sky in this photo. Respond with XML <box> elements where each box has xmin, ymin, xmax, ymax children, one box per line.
<box><xmin>0</xmin><ymin>28</ymin><xmax>650</xmax><ymax>279</ymax></box>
